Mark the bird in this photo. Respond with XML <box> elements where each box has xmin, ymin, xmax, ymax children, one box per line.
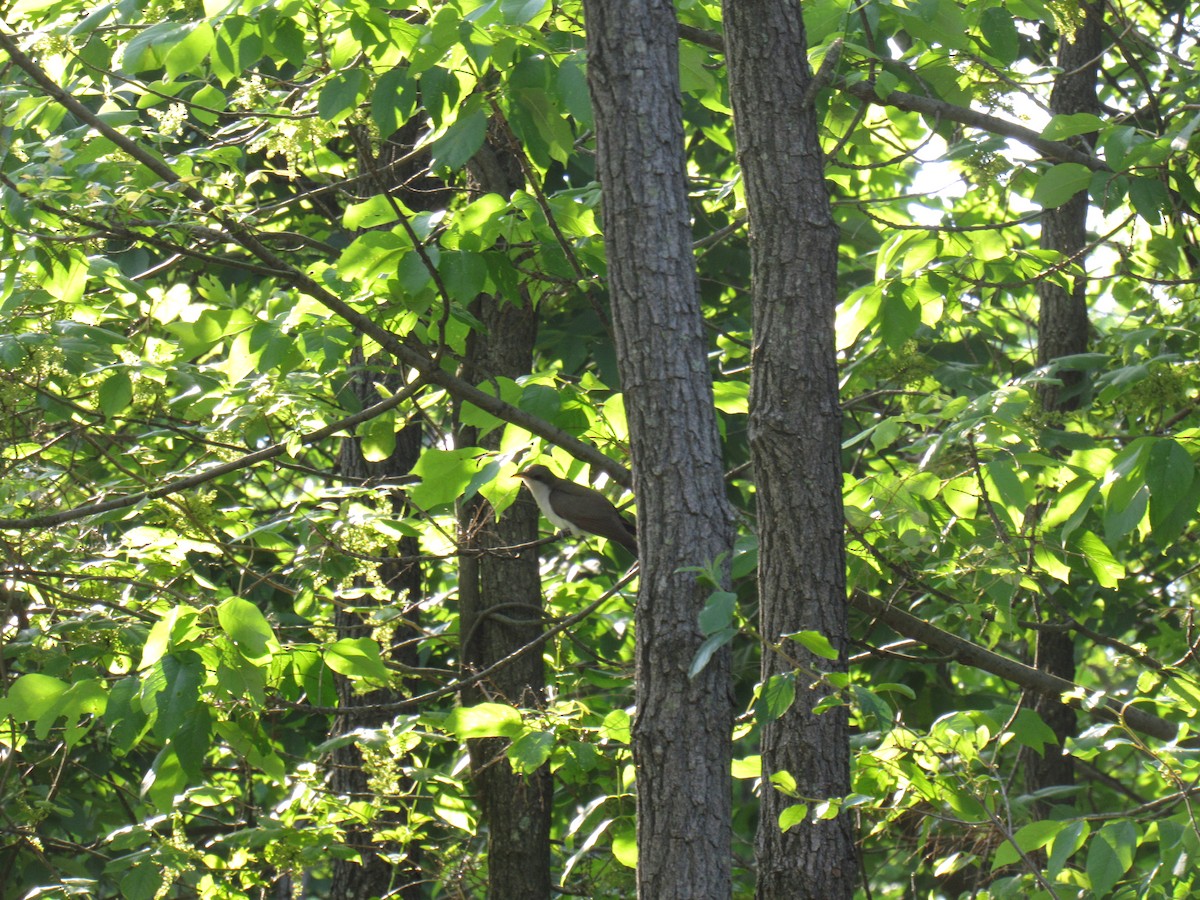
<box><xmin>516</xmin><ymin>464</ymin><xmax>638</xmax><ymax>556</ymax></box>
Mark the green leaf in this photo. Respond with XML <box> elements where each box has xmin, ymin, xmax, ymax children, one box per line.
<box><xmin>712</xmin><ymin>380</ymin><xmax>749</xmax><ymax>414</ymax></box>
<box><xmin>2</xmin><ymin>673</ymin><xmax>68</xmax><ymax>719</ymax></box>
<box><xmin>873</xmin><ymin>69</ymin><xmax>900</xmax><ymax>101</ymax></box>
<box><xmin>429</xmin><ymin>105</ymin><xmax>489</xmax><ymax>172</ymax></box>
<box><xmin>1047</xmin><ymin>819</ymin><xmax>1090</xmax><ymax>879</ymax></box>
<box><xmin>508</xmin><ymin>84</ymin><xmax>574</xmax><ymax>166</ymax></box>
<box><xmin>1077</xmin><ymin>530</ymin><xmax>1124</xmax><ymax>588</ymax></box>
<box><xmin>97</xmin><ymin>370</ymin><xmax>134</xmax><ymax>415</ymax></box>
<box><xmin>121</xmin><ymin>21</ymin><xmax>191</xmax><ymax>73</ymax></box>
<box><xmin>1104</xmin><ymin>484</ymin><xmax>1148</xmax><ymax>542</ymax></box>
<box><xmin>1087</xmin><ymin>821</ymin><xmax>1137</xmax><ymax>897</ymax></box>
<box><xmin>1033</xmin><ymin>544</ymin><xmax>1071</xmax><ymax>583</ymax></box>
<box><xmin>445</xmin><ymin>702</ymin><xmax>524</xmax><ymax>739</ymax></box>
<box><xmin>318</xmin><ymin>69</ymin><xmax>367</xmax><ymax>122</ymax></box>
<box><xmin>1128</xmin><ymin>175</ymin><xmax>1169</xmax><ymax>226</ymax></box>
<box><xmin>1146</xmin><ymin>439</ymin><xmax>1194</xmax><ymax>500</ymax></box>
<box><xmin>1151</xmin><ymin>475</ymin><xmax>1200</xmax><ymax>547</ymax></box>
<box><xmin>419</xmin><ymin>66</ymin><xmax>459</xmax><ymax>126</ymax></box>
<box><xmin>879</xmin><ymin>285</ymin><xmax>921</xmax><ymax>349</ymax></box>
<box><xmin>144</xmin><ymin>745</ymin><xmax>188</xmax><ymax>810</ymax></box>
<box><xmin>601</xmin><ymin>709</ymin><xmax>631</xmax><ymax>744</ymax></box>
<box><xmin>1164</xmin><ymin>673</ymin><xmax>1200</xmax><ymax>717</ymax></box>
<box><xmin>153</xmin><ymin>652</ymin><xmax>204</xmax><ymax>740</ymax></box>
<box><xmin>556</xmin><ymin>52</ymin><xmax>593</xmax><ymax>128</ymax></box>
<box><xmin>438</xmin><ymin>250</ymin><xmax>489</xmax><ymax>303</ymax></box>
<box><xmin>106</xmin><ymin>677</ymin><xmax>149</xmax><ymax>753</ymax></box>
<box><xmin>343</xmin><ymin>195</ymin><xmax>402</xmax><ymax>231</ymax></box>
<box><xmin>217</xmin><ymin>596</ymin><xmax>278</xmax><ymax>666</ymax></box>
<box><xmin>679</xmin><ymin>40</ymin><xmax>718</xmax><ymax>95</ymax></box>
<box><xmin>689</xmin><ymin>627</ymin><xmax>735</xmax><ymax>679</ymax></box>
<box><xmin>410</xmin><ymin>447</ymin><xmax>484</xmax><ymax>508</ymax></box>
<box><xmin>454</xmin><ymin>192</ymin><xmax>509</xmax><ymax>241</ymax></box>
<box><xmin>190</xmin><ymin>84</ymin><xmax>226</xmax><ymax>126</ymax></box>
<box><xmin>612</xmin><ymin>823</ymin><xmax>637</xmax><ymax>868</ymax></box>
<box><xmin>121</xmin><ymin>863</ymin><xmax>164</xmax><ymax>900</ymax></box>
<box><xmin>171</xmin><ymin>705</ymin><xmax>212</xmax><ymax>779</ymax></box>
<box><xmin>507</xmin><ymin>730</ymin><xmax>554</xmax><ymax>773</ymax></box>
<box><xmin>54</xmin><ymin>679</ymin><xmax>109</xmax><ymax>747</ymax></box>
<box><xmin>1101</xmin><ymin>126</ymin><xmax>1139</xmax><ymax>170</ymax></box>
<box><xmin>265</xmin><ymin>14</ymin><xmax>306</xmax><ymax>66</ymax></box>
<box><xmin>992</xmin><ymin>819</ymin><xmax>1068</xmax><ymax>870</ymax></box>
<box><xmin>732</xmin><ymin>755</ymin><xmax>762</xmax><ymax>779</ymax></box>
<box><xmin>778</xmin><ymin>803</ymin><xmax>809</xmax><ymax>832</ymax></box>
<box><xmin>1042</xmin><ymin>113</ymin><xmax>1103</xmax><ymax>141</ymax></box>
<box><xmin>1033</xmin><ymin>163</ymin><xmax>1092</xmax><ymax>209</ymax></box>
<box><xmin>325</xmin><ymin>637</ymin><xmax>390</xmax><ymax>684</ymax></box>
<box><xmin>851</xmin><ymin>684</ymin><xmax>894</xmax><ymax>726</ymax></box>
<box><xmin>359</xmin><ymin>413</ymin><xmax>398</xmax><ymax>463</ymax></box>
<box><xmin>979</xmin><ymin>7</ymin><xmax>1020</xmax><ymax>65</ymax></box>
<box><xmin>786</xmin><ymin>630</ymin><xmax>840</xmax><ymax>661</ymax></box>
<box><xmin>500</xmin><ymin>0</ymin><xmax>548</xmax><ymax>25</ymax></box>
<box><xmin>212</xmin><ymin>16</ymin><xmax>262</xmax><ymax>85</ymax></box>
<box><xmin>758</xmin><ymin>672</ymin><xmax>797</xmax><ymax>721</ymax></box>
<box><xmin>372</xmin><ymin>66</ymin><xmax>417</xmax><ymax>135</ymax></box>
<box><xmin>337</xmin><ymin>230</ymin><xmax>408</xmax><ymax>282</ymax></box>
<box><xmin>698</xmin><ymin>590</ymin><xmax>737</xmax><ymax>636</ymax></box>
<box><xmin>1145</xmin><ymin>438</ymin><xmax>1197</xmax><ymax>543</ymax></box>
<box><xmin>163</xmin><ymin>21</ymin><xmax>214</xmax><ymax>79</ymax></box>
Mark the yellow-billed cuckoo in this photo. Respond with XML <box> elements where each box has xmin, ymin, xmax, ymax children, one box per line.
<box><xmin>517</xmin><ymin>465</ymin><xmax>638</xmax><ymax>556</ymax></box>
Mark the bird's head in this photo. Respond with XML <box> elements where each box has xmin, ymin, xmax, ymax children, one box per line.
<box><xmin>517</xmin><ymin>464</ymin><xmax>555</xmax><ymax>485</ymax></box>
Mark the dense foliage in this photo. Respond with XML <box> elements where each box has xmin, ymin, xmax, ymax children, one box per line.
<box><xmin>2</xmin><ymin>0</ymin><xmax>1200</xmax><ymax>896</ymax></box>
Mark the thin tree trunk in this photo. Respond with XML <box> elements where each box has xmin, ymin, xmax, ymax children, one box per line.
<box><xmin>584</xmin><ymin>3</ymin><xmax>736</xmax><ymax>897</ymax></box>
<box><xmin>1036</xmin><ymin>3</ymin><xmax>1102</xmax><ymax>414</ymax></box>
<box><xmin>329</xmin><ymin>351</ymin><xmax>425</xmax><ymax>900</ymax></box>
<box><xmin>1027</xmin><ymin>1</ymin><xmax>1103</xmax><ymax>812</ymax></box>
<box><xmin>722</xmin><ymin>3</ymin><xmax>856</xmax><ymax>897</ymax></box>
<box><xmin>456</xmin><ymin>128</ymin><xmax>552</xmax><ymax>900</ymax></box>
<box><xmin>326</xmin><ymin>121</ymin><xmax>454</xmax><ymax>900</ymax></box>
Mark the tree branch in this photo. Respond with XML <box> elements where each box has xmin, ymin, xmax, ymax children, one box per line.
<box><xmin>840</xmin><ymin>80</ymin><xmax>1107</xmax><ymax>171</ymax></box>
<box><xmin>674</xmin><ymin>22</ymin><xmax>1108</xmax><ymax>172</ymax></box>
<box><xmin>0</xmin><ymin>27</ymin><xmax>631</xmax><ymax>487</ymax></box>
<box><xmin>852</xmin><ymin>590</ymin><xmax>1179</xmax><ymax>743</ymax></box>
<box><xmin>0</xmin><ymin>375</ymin><xmax>429</xmax><ymax>530</ymax></box>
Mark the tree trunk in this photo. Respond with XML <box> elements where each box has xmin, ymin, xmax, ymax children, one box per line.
<box><xmin>456</xmin><ymin>128</ymin><xmax>552</xmax><ymax>900</ymax></box>
<box><xmin>721</xmin><ymin>3</ymin><xmax>856</xmax><ymax>898</ymax></box>
<box><xmin>1036</xmin><ymin>4</ymin><xmax>1101</xmax><ymax>412</ymax></box>
<box><xmin>584</xmin><ymin>3</ymin><xmax>736</xmax><ymax>898</ymax></box>
<box><xmin>329</xmin><ymin>352</ymin><xmax>425</xmax><ymax>900</ymax></box>
<box><xmin>1027</xmin><ymin>0</ymin><xmax>1103</xmax><ymax>812</ymax></box>
<box><xmin>326</xmin><ymin>123</ymin><xmax>449</xmax><ymax>900</ymax></box>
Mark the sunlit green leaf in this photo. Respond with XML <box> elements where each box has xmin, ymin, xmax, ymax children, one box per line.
<box><xmin>325</xmin><ymin>638</ymin><xmax>390</xmax><ymax>684</ymax></box>
<box><xmin>1033</xmin><ymin>163</ymin><xmax>1092</xmax><ymax>208</ymax></box>
<box><xmin>217</xmin><ymin>596</ymin><xmax>278</xmax><ymax>666</ymax></box>
<box><xmin>445</xmin><ymin>702</ymin><xmax>524</xmax><ymax>739</ymax></box>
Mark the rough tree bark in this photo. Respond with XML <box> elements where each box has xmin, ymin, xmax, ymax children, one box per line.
<box><xmin>584</xmin><ymin>2</ymin><xmax>736</xmax><ymax>897</ymax></box>
<box><xmin>456</xmin><ymin>128</ymin><xmax>552</xmax><ymax>900</ymax></box>
<box><xmin>1026</xmin><ymin>1</ymin><xmax>1103</xmax><ymax>812</ymax></box>
<box><xmin>329</xmin><ymin>355</ymin><xmax>425</xmax><ymax>900</ymax></box>
<box><xmin>327</xmin><ymin>125</ymin><xmax>439</xmax><ymax>900</ymax></box>
<box><xmin>722</xmin><ymin>3</ymin><xmax>857</xmax><ymax>898</ymax></box>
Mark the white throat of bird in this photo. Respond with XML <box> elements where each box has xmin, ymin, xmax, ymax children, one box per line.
<box><xmin>522</xmin><ymin>477</ymin><xmax>578</xmax><ymax>533</ymax></box>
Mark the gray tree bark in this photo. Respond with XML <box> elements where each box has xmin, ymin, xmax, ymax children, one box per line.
<box><xmin>722</xmin><ymin>3</ymin><xmax>856</xmax><ymax>898</ymax></box>
<box><xmin>1036</xmin><ymin>5</ymin><xmax>1102</xmax><ymax>413</ymax></box>
<box><xmin>327</xmin><ymin>126</ymin><xmax>438</xmax><ymax>900</ymax></box>
<box><xmin>1027</xmin><ymin>0</ymin><xmax>1103</xmax><ymax>813</ymax></box>
<box><xmin>456</xmin><ymin>129</ymin><xmax>552</xmax><ymax>900</ymax></box>
<box><xmin>329</xmin><ymin>353</ymin><xmax>425</xmax><ymax>900</ymax></box>
<box><xmin>584</xmin><ymin>2</ymin><xmax>736</xmax><ymax>897</ymax></box>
